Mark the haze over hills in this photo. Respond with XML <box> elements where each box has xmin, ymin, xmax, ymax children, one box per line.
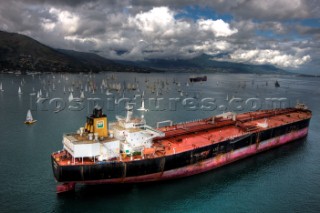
<box><xmin>0</xmin><ymin>30</ymin><xmax>288</xmax><ymax>74</ymax></box>
<box><xmin>117</xmin><ymin>54</ymin><xmax>288</xmax><ymax>74</ymax></box>
<box><xmin>0</xmin><ymin>31</ymin><xmax>151</xmax><ymax>73</ymax></box>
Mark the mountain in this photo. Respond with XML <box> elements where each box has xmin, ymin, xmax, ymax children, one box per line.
<box><xmin>118</xmin><ymin>54</ymin><xmax>288</xmax><ymax>74</ymax></box>
<box><xmin>0</xmin><ymin>31</ymin><xmax>151</xmax><ymax>73</ymax></box>
<box><xmin>0</xmin><ymin>30</ymin><xmax>288</xmax><ymax>74</ymax></box>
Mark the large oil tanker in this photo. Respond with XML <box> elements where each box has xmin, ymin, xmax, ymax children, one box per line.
<box><xmin>52</xmin><ymin>104</ymin><xmax>311</xmax><ymax>193</ymax></box>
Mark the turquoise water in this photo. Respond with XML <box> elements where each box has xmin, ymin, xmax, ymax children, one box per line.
<box><xmin>0</xmin><ymin>72</ymin><xmax>319</xmax><ymax>212</ymax></box>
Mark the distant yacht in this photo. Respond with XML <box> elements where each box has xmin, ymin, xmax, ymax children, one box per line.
<box><xmin>18</xmin><ymin>86</ymin><xmax>22</xmax><ymax>95</ymax></box>
<box><xmin>24</xmin><ymin>110</ymin><xmax>37</xmax><ymax>124</ymax></box>
<box><xmin>0</xmin><ymin>82</ymin><xmax>4</xmax><ymax>92</ymax></box>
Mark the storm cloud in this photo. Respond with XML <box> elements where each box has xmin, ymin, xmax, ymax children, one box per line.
<box><xmin>0</xmin><ymin>0</ymin><xmax>319</xmax><ymax>73</ymax></box>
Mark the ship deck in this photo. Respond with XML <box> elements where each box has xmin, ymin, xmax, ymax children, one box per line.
<box><xmin>154</xmin><ymin>109</ymin><xmax>310</xmax><ymax>156</ymax></box>
<box><xmin>52</xmin><ymin>108</ymin><xmax>311</xmax><ymax>166</ymax></box>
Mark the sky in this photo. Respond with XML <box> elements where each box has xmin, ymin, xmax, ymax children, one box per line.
<box><xmin>0</xmin><ymin>0</ymin><xmax>319</xmax><ymax>74</ymax></box>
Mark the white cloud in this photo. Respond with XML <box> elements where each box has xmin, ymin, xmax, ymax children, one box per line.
<box><xmin>227</xmin><ymin>49</ymin><xmax>311</xmax><ymax>68</ymax></box>
<box><xmin>197</xmin><ymin>19</ymin><xmax>238</xmax><ymax>37</ymax></box>
<box><xmin>64</xmin><ymin>35</ymin><xmax>99</xmax><ymax>44</ymax></box>
<box><xmin>193</xmin><ymin>40</ymin><xmax>232</xmax><ymax>55</ymax></box>
<box><xmin>129</xmin><ymin>7</ymin><xmax>175</xmax><ymax>33</ymax></box>
<box><xmin>49</xmin><ymin>8</ymin><xmax>79</xmax><ymax>34</ymax></box>
<box><xmin>40</xmin><ymin>18</ymin><xmax>55</xmax><ymax>31</ymax></box>
<box><xmin>113</xmin><ymin>7</ymin><xmax>237</xmax><ymax>60</ymax></box>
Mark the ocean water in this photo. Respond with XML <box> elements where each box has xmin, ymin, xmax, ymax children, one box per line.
<box><xmin>0</xmin><ymin>72</ymin><xmax>319</xmax><ymax>213</ymax></box>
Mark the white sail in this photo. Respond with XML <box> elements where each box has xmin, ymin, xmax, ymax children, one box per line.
<box><xmin>0</xmin><ymin>82</ymin><xmax>3</xmax><ymax>91</ymax></box>
<box><xmin>26</xmin><ymin>110</ymin><xmax>33</xmax><ymax>121</ymax></box>
<box><xmin>18</xmin><ymin>86</ymin><xmax>22</xmax><ymax>95</ymax></box>
<box><xmin>80</xmin><ymin>91</ymin><xmax>85</xmax><ymax>99</ymax></box>
<box><xmin>68</xmin><ymin>92</ymin><xmax>74</xmax><ymax>102</ymax></box>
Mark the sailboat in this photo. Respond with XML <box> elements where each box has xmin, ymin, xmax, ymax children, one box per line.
<box><xmin>0</xmin><ymin>82</ymin><xmax>4</xmax><ymax>92</ymax></box>
<box><xmin>18</xmin><ymin>86</ymin><xmax>22</xmax><ymax>95</ymax></box>
<box><xmin>24</xmin><ymin>110</ymin><xmax>37</xmax><ymax>124</ymax></box>
<box><xmin>105</xmin><ymin>89</ymin><xmax>113</xmax><ymax>96</ymax></box>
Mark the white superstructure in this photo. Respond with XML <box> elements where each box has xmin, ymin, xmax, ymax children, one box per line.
<box><xmin>61</xmin><ymin>107</ymin><xmax>164</xmax><ymax>162</ymax></box>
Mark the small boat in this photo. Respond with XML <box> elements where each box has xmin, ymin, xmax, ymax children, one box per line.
<box><xmin>0</xmin><ymin>82</ymin><xmax>4</xmax><ymax>92</ymax></box>
<box><xmin>189</xmin><ymin>75</ymin><xmax>207</xmax><ymax>82</ymax></box>
<box><xmin>275</xmin><ymin>81</ymin><xmax>280</xmax><ymax>88</ymax></box>
<box><xmin>105</xmin><ymin>89</ymin><xmax>113</xmax><ymax>96</ymax></box>
<box><xmin>24</xmin><ymin>110</ymin><xmax>37</xmax><ymax>124</ymax></box>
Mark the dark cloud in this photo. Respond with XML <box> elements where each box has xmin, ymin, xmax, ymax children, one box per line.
<box><xmin>20</xmin><ymin>0</ymin><xmax>99</xmax><ymax>8</ymax></box>
<box><xmin>0</xmin><ymin>0</ymin><xmax>318</xmax><ymax>72</ymax></box>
